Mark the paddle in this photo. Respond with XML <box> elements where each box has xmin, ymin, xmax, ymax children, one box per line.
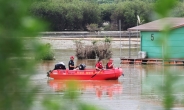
<box><xmin>91</xmin><ymin>70</ymin><xmax>102</xmax><ymax>78</ymax></box>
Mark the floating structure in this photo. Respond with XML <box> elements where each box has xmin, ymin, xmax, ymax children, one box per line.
<box><xmin>121</xmin><ymin>58</ymin><xmax>184</xmax><ymax>65</ymax></box>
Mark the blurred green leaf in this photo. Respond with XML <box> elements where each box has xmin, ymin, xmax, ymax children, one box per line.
<box><xmin>154</xmin><ymin>0</ymin><xmax>178</xmax><ymax>17</ymax></box>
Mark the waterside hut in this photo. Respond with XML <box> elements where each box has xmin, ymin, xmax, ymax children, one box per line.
<box><xmin>122</xmin><ymin>17</ymin><xmax>184</xmax><ymax>65</ymax></box>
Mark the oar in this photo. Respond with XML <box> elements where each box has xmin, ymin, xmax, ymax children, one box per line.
<box><xmin>91</xmin><ymin>70</ymin><xmax>102</xmax><ymax>78</ymax></box>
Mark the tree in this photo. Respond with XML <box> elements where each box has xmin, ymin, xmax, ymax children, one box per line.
<box><xmin>31</xmin><ymin>0</ymin><xmax>101</xmax><ymax>31</ymax></box>
<box><xmin>100</xmin><ymin>3</ymin><xmax>116</xmax><ymax>22</ymax></box>
<box><xmin>111</xmin><ymin>0</ymin><xmax>152</xmax><ymax>30</ymax></box>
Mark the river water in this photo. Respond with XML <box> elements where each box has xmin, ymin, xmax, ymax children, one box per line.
<box><xmin>31</xmin><ymin>49</ymin><xmax>184</xmax><ymax>110</ymax></box>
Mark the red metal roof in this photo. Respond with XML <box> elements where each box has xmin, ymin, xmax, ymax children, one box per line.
<box><xmin>128</xmin><ymin>17</ymin><xmax>184</xmax><ymax>31</ymax></box>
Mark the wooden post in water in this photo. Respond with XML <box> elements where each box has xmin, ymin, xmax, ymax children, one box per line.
<box><xmin>119</xmin><ymin>20</ymin><xmax>122</xmax><ymax>58</ymax></box>
<box><xmin>129</xmin><ymin>31</ymin><xmax>131</xmax><ymax>58</ymax></box>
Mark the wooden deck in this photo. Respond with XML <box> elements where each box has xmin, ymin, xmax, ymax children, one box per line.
<box><xmin>120</xmin><ymin>58</ymin><xmax>184</xmax><ymax>66</ymax></box>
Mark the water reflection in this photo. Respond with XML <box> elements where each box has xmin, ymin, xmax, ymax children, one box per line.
<box><xmin>47</xmin><ymin>79</ymin><xmax>123</xmax><ymax>99</ymax></box>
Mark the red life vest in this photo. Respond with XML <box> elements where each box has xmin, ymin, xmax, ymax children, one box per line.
<box><xmin>106</xmin><ymin>62</ymin><xmax>113</xmax><ymax>69</ymax></box>
<box><xmin>95</xmin><ymin>62</ymin><xmax>103</xmax><ymax>69</ymax></box>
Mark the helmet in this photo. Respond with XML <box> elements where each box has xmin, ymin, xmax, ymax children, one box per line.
<box><xmin>109</xmin><ymin>58</ymin><xmax>113</xmax><ymax>61</ymax></box>
<box><xmin>70</xmin><ymin>56</ymin><xmax>74</xmax><ymax>59</ymax></box>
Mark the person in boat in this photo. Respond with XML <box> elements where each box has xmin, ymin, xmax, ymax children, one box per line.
<box><xmin>68</xmin><ymin>56</ymin><xmax>77</xmax><ymax>70</ymax></box>
<box><xmin>95</xmin><ymin>58</ymin><xmax>104</xmax><ymax>71</ymax></box>
<box><xmin>106</xmin><ymin>58</ymin><xmax>114</xmax><ymax>69</ymax></box>
<box><xmin>54</xmin><ymin>62</ymin><xmax>66</xmax><ymax>70</ymax></box>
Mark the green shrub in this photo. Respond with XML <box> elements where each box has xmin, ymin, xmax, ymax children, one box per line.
<box><xmin>86</xmin><ymin>23</ymin><xmax>99</xmax><ymax>32</ymax></box>
<box><xmin>36</xmin><ymin>43</ymin><xmax>55</xmax><ymax>60</ymax></box>
<box><xmin>104</xmin><ymin>36</ymin><xmax>112</xmax><ymax>43</ymax></box>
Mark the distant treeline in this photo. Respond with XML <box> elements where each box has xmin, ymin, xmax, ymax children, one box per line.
<box><xmin>30</xmin><ymin>0</ymin><xmax>184</xmax><ymax>31</ymax></box>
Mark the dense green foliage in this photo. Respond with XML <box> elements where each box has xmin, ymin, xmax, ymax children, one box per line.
<box><xmin>111</xmin><ymin>0</ymin><xmax>151</xmax><ymax>30</ymax></box>
<box><xmin>30</xmin><ymin>0</ymin><xmax>184</xmax><ymax>31</ymax></box>
<box><xmin>0</xmin><ymin>0</ymin><xmax>46</xmax><ymax>110</ymax></box>
<box><xmin>30</xmin><ymin>0</ymin><xmax>101</xmax><ymax>31</ymax></box>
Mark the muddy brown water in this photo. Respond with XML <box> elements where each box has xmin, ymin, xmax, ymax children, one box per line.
<box><xmin>31</xmin><ymin>49</ymin><xmax>184</xmax><ymax>110</ymax></box>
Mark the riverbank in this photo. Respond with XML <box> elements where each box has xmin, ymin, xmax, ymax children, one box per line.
<box><xmin>39</xmin><ymin>37</ymin><xmax>140</xmax><ymax>49</ymax></box>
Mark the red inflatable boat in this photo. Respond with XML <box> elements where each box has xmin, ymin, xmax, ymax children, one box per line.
<box><xmin>47</xmin><ymin>68</ymin><xmax>123</xmax><ymax>80</ymax></box>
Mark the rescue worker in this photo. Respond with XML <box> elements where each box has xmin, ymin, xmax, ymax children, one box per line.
<box><xmin>106</xmin><ymin>58</ymin><xmax>114</xmax><ymax>69</ymax></box>
<box><xmin>95</xmin><ymin>59</ymin><xmax>104</xmax><ymax>71</ymax></box>
<box><xmin>68</xmin><ymin>56</ymin><xmax>76</xmax><ymax>70</ymax></box>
